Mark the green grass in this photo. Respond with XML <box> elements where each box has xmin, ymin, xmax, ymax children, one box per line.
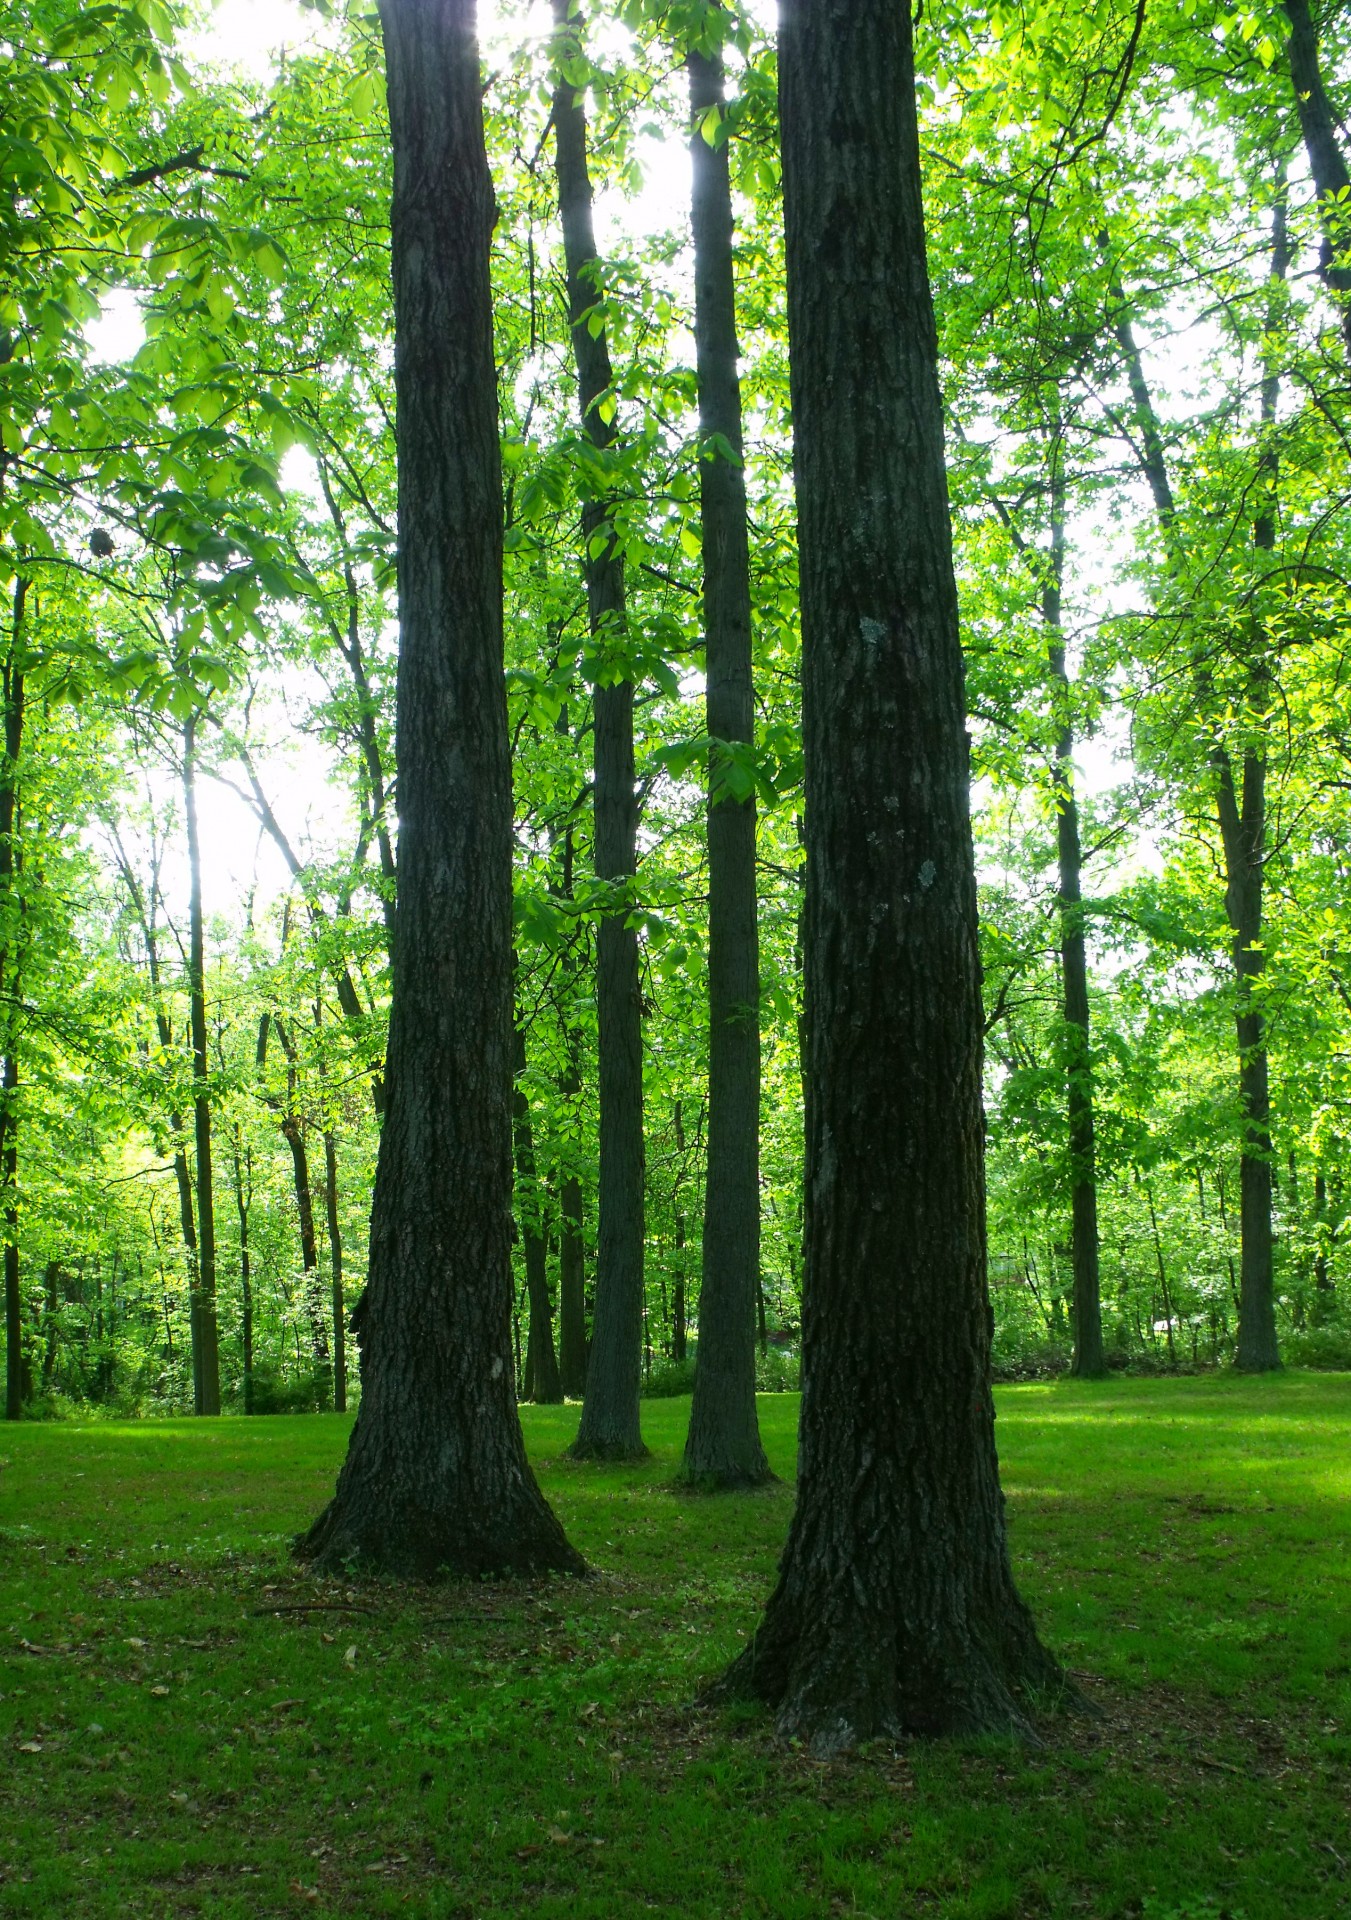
<box><xmin>1</xmin><ymin>1375</ymin><xmax>1347</xmax><ymax>1918</ymax></box>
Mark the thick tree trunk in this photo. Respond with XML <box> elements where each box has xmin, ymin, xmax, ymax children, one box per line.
<box><xmin>323</xmin><ymin>1129</ymin><xmax>347</xmax><ymax>1413</ymax></box>
<box><xmin>1</xmin><ymin>597</ymin><xmax>23</xmax><ymax>1421</ymax></box>
<box><xmin>513</xmin><ymin>1013</ymin><xmax>562</xmax><ymax>1403</ymax></box>
<box><xmin>1042</xmin><ymin>455</ymin><xmax>1104</xmax><ymax>1378</ymax></box>
<box><xmin>716</xmin><ymin>0</ymin><xmax>1064</xmax><ymax>1749</ymax></box>
<box><xmin>552</xmin><ymin>1</ymin><xmax>646</xmax><ymax>1462</ymax></box>
<box><xmin>298</xmin><ymin>0</ymin><xmax>581</xmax><ymax>1578</ymax></box>
<box><xmin>680</xmin><ymin>26</ymin><xmax>770</xmax><ymax>1490</ymax></box>
<box><xmin>182</xmin><ymin>715</ymin><xmax>221</xmax><ymax>1416</ymax></box>
<box><xmin>1282</xmin><ymin>0</ymin><xmax>1351</xmax><ymax>360</ymax></box>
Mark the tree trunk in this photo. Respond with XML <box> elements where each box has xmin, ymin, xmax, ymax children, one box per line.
<box><xmin>1282</xmin><ymin>0</ymin><xmax>1351</xmax><ymax>361</ymax></box>
<box><xmin>680</xmin><ymin>22</ymin><xmax>770</xmax><ymax>1490</ymax></box>
<box><xmin>323</xmin><ymin>1128</ymin><xmax>347</xmax><ymax>1413</ymax></box>
<box><xmin>261</xmin><ymin>1011</ymin><xmax>333</xmax><ymax>1385</ymax></box>
<box><xmin>231</xmin><ymin>1134</ymin><xmax>254</xmax><ymax>1415</ymax></box>
<box><xmin>554</xmin><ymin>823</ymin><xmax>589</xmax><ymax>1400</ymax></box>
<box><xmin>552</xmin><ymin>0</ymin><xmax>646</xmax><ymax>1462</ymax></box>
<box><xmin>715</xmin><ymin>0</ymin><xmax>1064</xmax><ymax>1749</ymax></box>
<box><xmin>513</xmin><ymin>1012</ymin><xmax>562</xmax><ymax>1403</ymax></box>
<box><xmin>1</xmin><ymin>592</ymin><xmax>23</xmax><ymax>1421</ymax></box>
<box><xmin>1042</xmin><ymin>448</ymin><xmax>1104</xmax><ymax>1378</ymax></box>
<box><xmin>182</xmin><ymin>714</ymin><xmax>221</xmax><ymax>1415</ymax></box>
<box><xmin>298</xmin><ymin>0</ymin><xmax>582</xmax><ymax>1579</ymax></box>
<box><xmin>1108</xmin><ymin>238</ymin><xmax>1283</xmax><ymax>1373</ymax></box>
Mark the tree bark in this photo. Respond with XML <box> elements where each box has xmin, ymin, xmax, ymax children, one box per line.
<box><xmin>298</xmin><ymin>0</ymin><xmax>582</xmax><ymax>1578</ymax></box>
<box><xmin>680</xmin><ymin>23</ymin><xmax>770</xmax><ymax>1490</ymax></box>
<box><xmin>1042</xmin><ymin>450</ymin><xmax>1104</xmax><ymax>1378</ymax></box>
<box><xmin>552</xmin><ymin>0</ymin><xmax>647</xmax><ymax>1462</ymax></box>
<box><xmin>1</xmin><ymin>586</ymin><xmax>23</xmax><ymax>1421</ymax></box>
<box><xmin>513</xmin><ymin>1011</ymin><xmax>562</xmax><ymax>1403</ymax></box>
<box><xmin>1282</xmin><ymin>0</ymin><xmax>1351</xmax><ymax>361</ymax></box>
<box><xmin>715</xmin><ymin>0</ymin><xmax>1064</xmax><ymax>1749</ymax></box>
<box><xmin>182</xmin><ymin>715</ymin><xmax>221</xmax><ymax>1415</ymax></box>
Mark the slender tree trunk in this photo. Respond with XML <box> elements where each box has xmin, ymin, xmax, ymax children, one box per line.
<box><xmin>323</xmin><ymin>1129</ymin><xmax>347</xmax><ymax>1413</ymax></box>
<box><xmin>1313</xmin><ymin>1169</ymin><xmax>1334</xmax><ymax>1318</ymax></box>
<box><xmin>231</xmin><ymin>1134</ymin><xmax>254</xmax><ymax>1415</ymax></box>
<box><xmin>1042</xmin><ymin>447</ymin><xmax>1104</xmax><ymax>1378</ymax></box>
<box><xmin>1109</xmin><ymin>233</ymin><xmax>1284</xmax><ymax>1373</ymax></box>
<box><xmin>552</xmin><ymin>0</ymin><xmax>646</xmax><ymax>1461</ymax></box>
<box><xmin>554</xmin><ymin>822</ymin><xmax>589</xmax><ymax>1399</ymax></box>
<box><xmin>1282</xmin><ymin>0</ymin><xmax>1351</xmax><ymax>361</ymax></box>
<box><xmin>182</xmin><ymin>714</ymin><xmax>221</xmax><ymax>1415</ymax></box>
<box><xmin>262</xmin><ymin>1012</ymin><xmax>332</xmax><ymax>1383</ymax></box>
<box><xmin>715</xmin><ymin>0</ymin><xmax>1063</xmax><ymax>1749</ymax></box>
<box><xmin>1</xmin><ymin>592</ymin><xmax>23</xmax><ymax>1421</ymax></box>
<box><xmin>41</xmin><ymin>1260</ymin><xmax>58</xmax><ymax>1390</ymax></box>
<box><xmin>680</xmin><ymin>22</ymin><xmax>770</xmax><ymax>1490</ymax></box>
<box><xmin>299</xmin><ymin>0</ymin><xmax>582</xmax><ymax>1578</ymax></box>
<box><xmin>513</xmin><ymin>1011</ymin><xmax>562</xmax><ymax>1403</ymax></box>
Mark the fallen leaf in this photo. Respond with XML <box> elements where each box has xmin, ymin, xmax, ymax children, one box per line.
<box><xmin>149</xmin><ymin>1685</ymin><xmax>170</xmax><ymax>1698</ymax></box>
<box><xmin>343</xmin><ymin>1645</ymin><xmax>357</xmax><ymax>1667</ymax></box>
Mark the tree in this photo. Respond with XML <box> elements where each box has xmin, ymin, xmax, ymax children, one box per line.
<box><xmin>299</xmin><ymin>0</ymin><xmax>583</xmax><ymax>1578</ymax></box>
<box><xmin>716</xmin><ymin>0</ymin><xmax>1064</xmax><ymax>1747</ymax></box>
<box><xmin>679</xmin><ymin>5</ymin><xmax>771</xmax><ymax>1488</ymax></box>
<box><xmin>552</xmin><ymin>0</ymin><xmax>648</xmax><ymax>1462</ymax></box>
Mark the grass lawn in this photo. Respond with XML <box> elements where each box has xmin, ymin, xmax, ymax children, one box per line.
<box><xmin>0</xmin><ymin>1374</ymin><xmax>1347</xmax><ymax>1918</ymax></box>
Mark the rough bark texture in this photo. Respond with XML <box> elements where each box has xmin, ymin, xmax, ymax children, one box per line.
<box><xmin>553</xmin><ymin>0</ymin><xmax>646</xmax><ymax>1461</ymax></box>
<box><xmin>715</xmin><ymin>0</ymin><xmax>1064</xmax><ymax>1750</ymax></box>
<box><xmin>680</xmin><ymin>33</ymin><xmax>770</xmax><ymax>1490</ymax></box>
<box><xmin>513</xmin><ymin>1015</ymin><xmax>563</xmax><ymax>1403</ymax></box>
<box><xmin>1043</xmin><ymin>460</ymin><xmax>1104</xmax><ymax>1379</ymax></box>
<box><xmin>183</xmin><ymin>715</ymin><xmax>221</xmax><ymax>1417</ymax></box>
<box><xmin>298</xmin><ymin>0</ymin><xmax>583</xmax><ymax>1579</ymax></box>
<box><xmin>1283</xmin><ymin>0</ymin><xmax>1351</xmax><ymax>360</ymax></box>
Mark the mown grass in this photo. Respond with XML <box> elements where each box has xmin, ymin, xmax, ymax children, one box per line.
<box><xmin>0</xmin><ymin>1374</ymin><xmax>1347</xmax><ymax>1918</ymax></box>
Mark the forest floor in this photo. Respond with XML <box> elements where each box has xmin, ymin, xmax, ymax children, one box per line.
<box><xmin>0</xmin><ymin>1374</ymin><xmax>1347</xmax><ymax>1919</ymax></box>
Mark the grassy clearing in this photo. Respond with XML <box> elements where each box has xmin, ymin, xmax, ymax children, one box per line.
<box><xmin>0</xmin><ymin>1374</ymin><xmax>1347</xmax><ymax>1919</ymax></box>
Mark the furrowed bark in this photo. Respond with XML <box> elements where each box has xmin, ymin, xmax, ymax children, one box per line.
<box><xmin>714</xmin><ymin>0</ymin><xmax>1065</xmax><ymax>1749</ymax></box>
<box><xmin>680</xmin><ymin>24</ymin><xmax>769</xmax><ymax>1489</ymax></box>
<box><xmin>298</xmin><ymin>0</ymin><xmax>583</xmax><ymax>1578</ymax></box>
<box><xmin>552</xmin><ymin>0</ymin><xmax>646</xmax><ymax>1462</ymax></box>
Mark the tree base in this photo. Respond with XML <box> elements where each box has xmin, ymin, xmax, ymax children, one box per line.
<box><xmin>566</xmin><ymin>1436</ymin><xmax>650</xmax><ymax>1464</ymax></box>
<box><xmin>296</xmin><ymin>1467</ymin><xmax>587</xmax><ymax>1582</ymax></box>
<box><xmin>674</xmin><ymin>1463</ymin><xmax>780</xmax><ymax>1494</ymax></box>
<box><xmin>707</xmin><ymin>1592</ymin><xmax>1078</xmax><ymax>1755</ymax></box>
